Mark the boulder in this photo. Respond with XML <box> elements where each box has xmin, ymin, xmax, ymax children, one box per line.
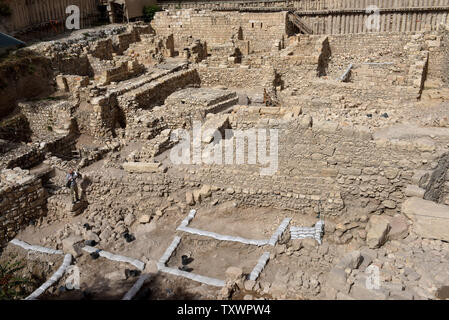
<box><xmin>336</xmin><ymin>250</ymin><xmax>363</xmax><ymax>270</ymax></box>
<box><xmin>124</xmin><ymin>213</ymin><xmax>136</xmax><ymax>226</ymax></box>
<box><xmin>84</xmin><ymin>230</ymin><xmax>100</xmax><ymax>243</ymax></box>
<box><xmin>387</xmin><ymin>215</ymin><xmax>409</xmax><ymax>240</ymax></box>
<box><xmin>405</xmin><ymin>184</ymin><xmax>425</xmax><ymax>198</ymax></box>
<box><xmin>199</xmin><ymin>185</ymin><xmax>212</xmax><ymax>198</ymax></box>
<box><xmin>382</xmin><ymin>199</ymin><xmax>396</xmax><ymax>209</ymax></box>
<box><xmin>192</xmin><ymin>190</ymin><xmax>202</xmax><ymax>203</ymax></box>
<box><xmin>402</xmin><ymin>197</ymin><xmax>449</xmax><ymax>241</ymax></box>
<box><xmin>244</xmin><ymin>280</ymin><xmax>256</xmax><ymax>291</ymax></box>
<box><xmin>139</xmin><ymin>214</ymin><xmax>151</xmax><ymax>224</ymax></box>
<box><xmin>62</xmin><ymin>235</ymin><xmax>84</xmax><ymax>257</ymax></box>
<box><xmin>185</xmin><ymin>191</ymin><xmax>195</xmax><ymax>206</ymax></box>
<box><xmin>366</xmin><ymin>215</ymin><xmax>391</xmax><ymax>248</ymax></box>
<box><xmin>225</xmin><ymin>267</ymin><xmax>244</xmax><ymax>281</ymax></box>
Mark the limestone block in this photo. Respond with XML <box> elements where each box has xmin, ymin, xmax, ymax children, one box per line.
<box><xmin>336</xmin><ymin>250</ymin><xmax>363</xmax><ymax>270</ymax></box>
<box><xmin>62</xmin><ymin>235</ymin><xmax>84</xmax><ymax>257</ymax></box>
<box><xmin>387</xmin><ymin>215</ymin><xmax>409</xmax><ymax>240</ymax></box>
<box><xmin>405</xmin><ymin>185</ymin><xmax>425</xmax><ymax>198</ymax></box>
<box><xmin>402</xmin><ymin>197</ymin><xmax>449</xmax><ymax>241</ymax></box>
<box><xmin>366</xmin><ymin>215</ymin><xmax>391</xmax><ymax>249</ymax></box>
<box><xmin>139</xmin><ymin>214</ymin><xmax>151</xmax><ymax>224</ymax></box>
<box><xmin>185</xmin><ymin>191</ymin><xmax>195</xmax><ymax>205</ymax></box>
<box><xmin>122</xmin><ymin>162</ymin><xmax>166</xmax><ymax>173</ymax></box>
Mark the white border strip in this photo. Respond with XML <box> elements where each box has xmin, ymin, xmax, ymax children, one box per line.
<box><xmin>157</xmin><ymin>236</ymin><xmax>181</xmax><ymax>268</ymax></box>
<box><xmin>156</xmin><ymin>236</ymin><xmax>225</xmax><ymax>287</ymax></box>
<box><xmin>177</xmin><ymin>226</ymin><xmax>269</xmax><ymax>246</ymax></box>
<box><xmin>179</xmin><ymin>209</ymin><xmax>197</xmax><ymax>228</ymax></box>
<box><xmin>122</xmin><ymin>273</ymin><xmax>151</xmax><ymax>300</ymax></box>
<box><xmin>25</xmin><ymin>254</ymin><xmax>72</xmax><ymax>300</ymax></box>
<box><xmin>10</xmin><ymin>239</ymin><xmax>63</xmax><ymax>255</ymax></box>
<box><xmin>158</xmin><ymin>265</ymin><xmax>225</xmax><ymax>287</ymax></box>
<box><xmin>249</xmin><ymin>251</ymin><xmax>270</xmax><ymax>281</ymax></box>
<box><xmin>82</xmin><ymin>246</ymin><xmax>145</xmax><ymax>270</ymax></box>
<box><xmin>268</xmin><ymin>218</ymin><xmax>292</xmax><ymax>246</ymax></box>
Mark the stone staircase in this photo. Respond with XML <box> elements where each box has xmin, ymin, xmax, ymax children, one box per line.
<box><xmin>289</xmin><ymin>12</ymin><xmax>313</xmax><ymax>34</ymax></box>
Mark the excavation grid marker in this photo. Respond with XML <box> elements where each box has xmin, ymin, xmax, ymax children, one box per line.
<box><xmin>156</xmin><ymin>235</ymin><xmax>225</xmax><ymax>287</ymax></box>
<box><xmin>82</xmin><ymin>246</ymin><xmax>145</xmax><ymax>270</ymax></box>
<box><xmin>10</xmin><ymin>239</ymin><xmax>63</xmax><ymax>255</ymax></box>
<box><xmin>249</xmin><ymin>251</ymin><xmax>270</xmax><ymax>281</ymax></box>
<box><xmin>122</xmin><ymin>273</ymin><xmax>152</xmax><ymax>300</ymax></box>
<box><xmin>176</xmin><ymin>210</ymin><xmax>291</xmax><ymax>247</ymax></box>
<box><xmin>25</xmin><ymin>254</ymin><xmax>73</xmax><ymax>300</ymax></box>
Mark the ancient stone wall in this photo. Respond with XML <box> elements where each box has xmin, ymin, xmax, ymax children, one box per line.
<box><xmin>0</xmin><ymin>113</ymin><xmax>32</xmax><ymax>143</ymax></box>
<box><xmin>167</xmin><ymin>118</ymin><xmax>447</xmax><ymax>226</ymax></box>
<box><xmin>0</xmin><ymin>51</ymin><xmax>54</xmax><ymax>119</ymax></box>
<box><xmin>0</xmin><ymin>168</ymin><xmax>47</xmax><ymax>248</ymax></box>
<box><xmin>159</xmin><ymin>0</ymin><xmax>449</xmax><ymax>11</ymax></box>
<box><xmin>197</xmin><ymin>66</ymin><xmax>274</xmax><ymax>89</ymax></box>
<box><xmin>152</xmin><ymin>10</ymin><xmax>290</xmax><ymax>53</ymax></box>
<box><xmin>118</xmin><ymin>68</ymin><xmax>201</xmax><ymax>114</ymax></box>
<box><xmin>1</xmin><ymin>134</ymin><xmax>77</xmax><ymax>170</ymax></box>
<box><xmin>326</xmin><ymin>30</ymin><xmax>447</xmax><ymax>86</ymax></box>
<box><xmin>425</xmin><ymin>28</ymin><xmax>449</xmax><ymax>86</ymax></box>
<box><xmin>158</xmin><ymin>1</ymin><xmax>449</xmax><ymax>34</ymax></box>
<box><xmin>18</xmin><ymin>100</ymin><xmax>75</xmax><ymax>138</ymax></box>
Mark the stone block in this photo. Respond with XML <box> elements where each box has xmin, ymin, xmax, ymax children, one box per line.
<box><xmin>62</xmin><ymin>235</ymin><xmax>84</xmax><ymax>257</ymax></box>
<box><xmin>366</xmin><ymin>215</ymin><xmax>391</xmax><ymax>249</ymax></box>
<box><xmin>405</xmin><ymin>185</ymin><xmax>425</xmax><ymax>198</ymax></box>
<box><xmin>387</xmin><ymin>215</ymin><xmax>409</xmax><ymax>240</ymax></box>
<box><xmin>402</xmin><ymin>197</ymin><xmax>449</xmax><ymax>241</ymax></box>
<box><xmin>123</xmin><ymin>162</ymin><xmax>166</xmax><ymax>173</ymax></box>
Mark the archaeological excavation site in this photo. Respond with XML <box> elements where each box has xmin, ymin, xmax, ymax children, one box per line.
<box><xmin>0</xmin><ymin>0</ymin><xmax>449</xmax><ymax>302</ymax></box>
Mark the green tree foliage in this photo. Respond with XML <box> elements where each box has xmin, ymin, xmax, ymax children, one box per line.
<box><xmin>143</xmin><ymin>5</ymin><xmax>161</xmax><ymax>23</ymax></box>
<box><xmin>0</xmin><ymin>258</ymin><xmax>32</xmax><ymax>300</ymax></box>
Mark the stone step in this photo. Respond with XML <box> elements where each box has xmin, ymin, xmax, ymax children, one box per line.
<box><xmin>206</xmin><ymin>96</ymin><xmax>239</xmax><ymax>115</ymax></box>
<box><xmin>206</xmin><ymin>91</ymin><xmax>238</xmax><ymax>106</ymax></box>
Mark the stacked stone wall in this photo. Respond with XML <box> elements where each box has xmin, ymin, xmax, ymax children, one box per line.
<box><xmin>152</xmin><ymin>11</ymin><xmax>289</xmax><ymax>53</ymax></box>
<box><xmin>0</xmin><ymin>169</ymin><xmax>47</xmax><ymax>248</ymax></box>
